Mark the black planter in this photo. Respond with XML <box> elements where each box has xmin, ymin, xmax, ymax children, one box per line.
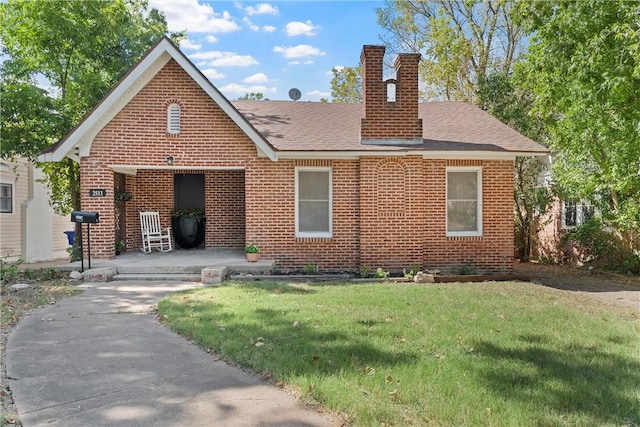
<box><xmin>172</xmin><ymin>216</ymin><xmax>205</xmax><ymax>249</ymax></box>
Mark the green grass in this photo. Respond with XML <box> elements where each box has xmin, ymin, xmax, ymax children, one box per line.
<box><xmin>158</xmin><ymin>281</ymin><xmax>640</xmax><ymax>426</ymax></box>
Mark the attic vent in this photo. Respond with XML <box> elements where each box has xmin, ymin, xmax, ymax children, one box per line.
<box><xmin>167</xmin><ymin>103</ymin><xmax>181</xmax><ymax>134</ymax></box>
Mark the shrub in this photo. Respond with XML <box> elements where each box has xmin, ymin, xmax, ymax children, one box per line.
<box><xmin>559</xmin><ymin>218</ymin><xmax>639</xmax><ymax>273</ymax></box>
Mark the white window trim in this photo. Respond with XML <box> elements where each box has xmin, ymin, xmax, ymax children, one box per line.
<box><xmin>562</xmin><ymin>199</ymin><xmax>594</xmax><ymax>229</ymax></box>
<box><xmin>167</xmin><ymin>103</ymin><xmax>181</xmax><ymax>134</ymax></box>
<box><xmin>0</xmin><ymin>182</ymin><xmax>14</xmax><ymax>214</ymax></box>
<box><xmin>295</xmin><ymin>167</ymin><xmax>333</xmax><ymax>238</ymax></box>
<box><xmin>446</xmin><ymin>166</ymin><xmax>483</xmax><ymax>237</ymax></box>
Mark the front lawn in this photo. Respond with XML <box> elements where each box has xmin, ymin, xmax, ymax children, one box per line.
<box><xmin>158</xmin><ymin>281</ymin><xmax>639</xmax><ymax>426</ymax></box>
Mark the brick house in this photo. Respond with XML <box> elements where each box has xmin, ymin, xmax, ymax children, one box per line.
<box><xmin>40</xmin><ymin>36</ymin><xmax>547</xmax><ymax>273</ymax></box>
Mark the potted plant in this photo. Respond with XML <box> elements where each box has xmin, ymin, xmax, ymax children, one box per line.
<box><xmin>115</xmin><ymin>240</ymin><xmax>125</xmax><ymax>255</ymax></box>
<box><xmin>245</xmin><ymin>243</ymin><xmax>260</xmax><ymax>262</ymax></box>
<box><xmin>171</xmin><ymin>208</ymin><xmax>206</xmax><ymax>249</ymax></box>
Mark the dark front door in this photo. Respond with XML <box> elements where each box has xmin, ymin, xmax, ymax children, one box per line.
<box><xmin>174</xmin><ymin>174</ymin><xmax>205</xmax><ymax>249</ymax></box>
<box><xmin>174</xmin><ymin>174</ymin><xmax>205</xmax><ymax>211</ymax></box>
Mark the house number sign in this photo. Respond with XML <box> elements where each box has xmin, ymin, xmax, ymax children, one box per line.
<box><xmin>89</xmin><ymin>189</ymin><xmax>107</xmax><ymax>197</ymax></box>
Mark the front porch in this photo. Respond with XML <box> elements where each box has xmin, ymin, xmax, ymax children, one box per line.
<box><xmin>58</xmin><ymin>248</ymin><xmax>275</xmax><ymax>282</ymax></box>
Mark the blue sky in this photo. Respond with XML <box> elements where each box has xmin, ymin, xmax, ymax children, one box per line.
<box><xmin>148</xmin><ymin>1</ymin><xmax>385</xmax><ymax>101</ymax></box>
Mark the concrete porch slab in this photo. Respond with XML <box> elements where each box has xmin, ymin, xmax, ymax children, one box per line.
<box><xmin>58</xmin><ymin>249</ymin><xmax>276</xmax><ymax>282</ymax></box>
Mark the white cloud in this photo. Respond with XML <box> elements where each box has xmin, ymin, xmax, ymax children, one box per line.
<box><xmin>211</xmin><ymin>54</ymin><xmax>258</xmax><ymax>67</ymax></box>
<box><xmin>205</xmin><ymin>35</ymin><xmax>218</xmax><ymax>43</ymax></box>
<box><xmin>273</xmin><ymin>44</ymin><xmax>325</xmax><ymax>59</ymax></box>
<box><xmin>220</xmin><ymin>83</ymin><xmax>277</xmax><ymax>95</ymax></box>
<box><xmin>179</xmin><ymin>38</ymin><xmax>201</xmax><ymax>50</ymax></box>
<box><xmin>245</xmin><ymin>3</ymin><xmax>278</xmax><ymax>16</ymax></box>
<box><xmin>287</xmin><ymin>59</ymin><xmax>315</xmax><ymax>66</ymax></box>
<box><xmin>149</xmin><ymin>0</ymin><xmax>239</xmax><ymax>33</ymax></box>
<box><xmin>243</xmin><ymin>17</ymin><xmax>259</xmax><ymax>31</ymax></box>
<box><xmin>285</xmin><ymin>20</ymin><xmax>318</xmax><ymax>36</ymax></box>
<box><xmin>263</xmin><ymin>25</ymin><xmax>276</xmax><ymax>33</ymax></box>
<box><xmin>190</xmin><ymin>51</ymin><xmax>259</xmax><ymax>67</ymax></box>
<box><xmin>201</xmin><ymin>68</ymin><xmax>225</xmax><ymax>80</ymax></box>
<box><xmin>244</xmin><ymin>73</ymin><xmax>269</xmax><ymax>83</ymax></box>
<box><xmin>307</xmin><ymin>89</ymin><xmax>330</xmax><ymax>98</ymax></box>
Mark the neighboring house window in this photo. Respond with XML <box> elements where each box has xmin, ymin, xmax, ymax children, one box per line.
<box><xmin>446</xmin><ymin>167</ymin><xmax>483</xmax><ymax>236</ymax></box>
<box><xmin>167</xmin><ymin>103</ymin><xmax>181</xmax><ymax>134</ymax></box>
<box><xmin>295</xmin><ymin>167</ymin><xmax>332</xmax><ymax>237</ymax></box>
<box><xmin>563</xmin><ymin>199</ymin><xmax>594</xmax><ymax>228</ymax></box>
<box><xmin>0</xmin><ymin>183</ymin><xmax>13</xmax><ymax>213</ymax></box>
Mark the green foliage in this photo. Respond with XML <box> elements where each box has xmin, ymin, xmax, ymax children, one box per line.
<box><xmin>477</xmin><ymin>71</ymin><xmax>552</xmax><ymax>261</ymax></box>
<box><xmin>359</xmin><ymin>265</ymin><xmax>371</xmax><ymax>278</ymax></box>
<box><xmin>516</xmin><ymin>0</ymin><xmax>640</xmax><ymax>252</ymax></box>
<box><xmin>237</xmin><ymin>92</ymin><xmax>268</xmax><ymax>101</ymax></box>
<box><xmin>159</xmin><ymin>281</ymin><xmax>639</xmax><ymax>426</ymax></box>
<box><xmin>376</xmin><ymin>0</ymin><xmax>526</xmax><ymax>102</ymax></box>
<box><xmin>330</xmin><ymin>66</ymin><xmax>362</xmax><ymax>103</ymax></box>
<box><xmin>402</xmin><ymin>264</ymin><xmax>420</xmax><ymax>280</ymax></box>
<box><xmin>244</xmin><ymin>243</ymin><xmax>259</xmax><ymax>254</ymax></box>
<box><xmin>0</xmin><ymin>0</ymin><xmax>173</xmax><ymax>213</ymax></box>
<box><xmin>304</xmin><ymin>261</ymin><xmax>318</xmax><ymax>275</ymax></box>
<box><xmin>172</xmin><ymin>208</ymin><xmax>205</xmax><ymax>221</ymax></box>
<box><xmin>114</xmin><ymin>190</ymin><xmax>133</xmax><ymax>203</ymax></box>
<box><xmin>0</xmin><ymin>259</ymin><xmax>23</xmax><ymax>284</ymax></box>
<box><xmin>458</xmin><ymin>259</ymin><xmax>478</xmax><ymax>275</ymax></box>
<box><xmin>66</xmin><ymin>242</ymin><xmax>82</xmax><ymax>262</ymax></box>
<box><xmin>560</xmin><ymin>218</ymin><xmax>640</xmax><ymax>274</ymax></box>
<box><xmin>0</xmin><ymin>259</ymin><xmax>62</xmax><ymax>284</ymax></box>
<box><xmin>374</xmin><ymin>267</ymin><xmax>389</xmax><ymax>279</ymax></box>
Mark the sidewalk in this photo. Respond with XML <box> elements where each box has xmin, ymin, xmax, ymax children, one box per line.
<box><xmin>6</xmin><ymin>280</ymin><xmax>333</xmax><ymax>426</ymax></box>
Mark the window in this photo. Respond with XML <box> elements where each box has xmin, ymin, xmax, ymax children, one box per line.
<box><xmin>167</xmin><ymin>103</ymin><xmax>181</xmax><ymax>134</ymax></box>
<box><xmin>446</xmin><ymin>168</ymin><xmax>482</xmax><ymax>236</ymax></box>
<box><xmin>563</xmin><ymin>199</ymin><xmax>594</xmax><ymax>228</ymax></box>
<box><xmin>1</xmin><ymin>183</ymin><xmax>13</xmax><ymax>213</ymax></box>
<box><xmin>296</xmin><ymin>168</ymin><xmax>332</xmax><ymax>237</ymax></box>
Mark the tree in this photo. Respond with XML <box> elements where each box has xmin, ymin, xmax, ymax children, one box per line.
<box><xmin>330</xmin><ymin>66</ymin><xmax>362</xmax><ymax>103</ymax></box>
<box><xmin>237</xmin><ymin>92</ymin><xmax>267</xmax><ymax>101</ymax></box>
<box><xmin>477</xmin><ymin>72</ymin><xmax>551</xmax><ymax>261</ymax></box>
<box><xmin>0</xmin><ymin>0</ymin><xmax>176</xmax><ymax>214</ymax></box>
<box><xmin>376</xmin><ymin>0</ymin><xmax>526</xmax><ymax>102</ymax></box>
<box><xmin>516</xmin><ymin>0</ymin><xmax>640</xmax><ymax>251</ymax></box>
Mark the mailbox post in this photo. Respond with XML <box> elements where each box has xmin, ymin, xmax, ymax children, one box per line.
<box><xmin>70</xmin><ymin>211</ymin><xmax>100</xmax><ymax>272</ymax></box>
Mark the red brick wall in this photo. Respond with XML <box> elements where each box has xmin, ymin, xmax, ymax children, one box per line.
<box><xmin>244</xmin><ymin>158</ymin><xmax>360</xmax><ymax>272</ymax></box>
<box><xmin>80</xmin><ymin>58</ymin><xmax>515</xmax><ymax>273</ymax></box>
<box><xmin>205</xmin><ymin>170</ymin><xmax>245</xmax><ymax>248</ymax></box>
<box><xmin>81</xmin><ymin>59</ymin><xmax>256</xmax><ymax>257</ymax></box>
<box><xmin>360</xmin><ymin>46</ymin><xmax>422</xmax><ymax>141</ymax></box>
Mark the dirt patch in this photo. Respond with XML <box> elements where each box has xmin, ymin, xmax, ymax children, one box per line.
<box><xmin>514</xmin><ymin>262</ymin><xmax>640</xmax><ymax>309</ymax></box>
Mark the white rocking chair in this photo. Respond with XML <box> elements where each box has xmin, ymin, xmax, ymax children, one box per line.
<box><xmin>139</xmin><ymin>211</ymin><xmax>173</xmax><ymax>253</ymax></box>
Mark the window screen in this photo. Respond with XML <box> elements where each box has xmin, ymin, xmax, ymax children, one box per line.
<box><xmin>447</xmin><ymin>169</ymin><xmax>482</xmax><ymax>235</ymax></box>
<box><xmin>296</xmin><ymin>169</ymin><xmax>331</xmax><ymax>236</ymax></box>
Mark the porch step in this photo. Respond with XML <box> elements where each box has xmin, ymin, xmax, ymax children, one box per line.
<box><xmin>113</xmin><ymin>273</ymin><xmax>202</xmax><ymax>282</ymax></box>
<box><xmin>116</xmin><ymin>265</ymin><xmax>203</xmax><ymax>274</ymax></box>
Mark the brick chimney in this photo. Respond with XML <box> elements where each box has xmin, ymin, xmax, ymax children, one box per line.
<box><xmin>360</xmin><ymin>45</ymin><xmax>423</xmax><ymax>145</ymax></box>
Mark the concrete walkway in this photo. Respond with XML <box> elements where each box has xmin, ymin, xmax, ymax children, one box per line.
<box><xmin>6</xmin><ymin>280</ymin><xmax>332</xmax><ymax>427</ymax></box>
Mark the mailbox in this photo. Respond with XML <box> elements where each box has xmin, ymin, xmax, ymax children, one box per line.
<box><xmin>71</xmin><ymin>211</ymin><xmax>100</xmax><ymax>224</ymax></box>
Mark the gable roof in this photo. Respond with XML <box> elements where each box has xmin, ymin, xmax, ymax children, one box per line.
<box><xmin>232</xmin><ymin>100</ymin><xmax>548</xmax><ymax>159</ymax></box>
<box><xmin>40</xmin><ymin>36</ymin><xmax>548</xmax><ymax>164</ymax></box>
<box><xmin>39</xmin><ymin>36</ymin><xmax>277</xmax><ymax>162</ymax></box>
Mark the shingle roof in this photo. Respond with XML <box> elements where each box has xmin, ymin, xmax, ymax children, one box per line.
<box><xmin>232</xmin><ymin>100</ymin><xmax>548</xmax><ymax>154</ymax></box>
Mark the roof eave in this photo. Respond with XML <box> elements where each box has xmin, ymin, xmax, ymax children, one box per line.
<box><xmin>276</xmin><ymin>149</ymin><xmax>549</xmax><ymax>161</ymax></box>
<box><xmin>39</xmin><ymin>36</ymin><xmax>278</xmax><ymax>163</ymax></box>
